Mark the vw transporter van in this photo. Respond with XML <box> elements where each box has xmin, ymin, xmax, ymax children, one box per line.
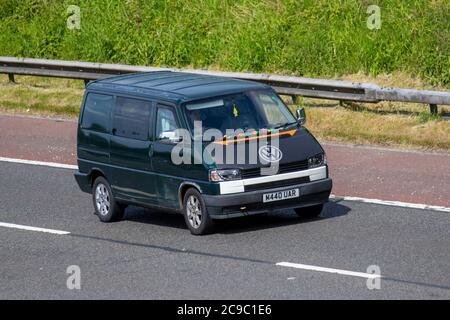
<box><xmin>74</xmin><ymin>72</ymin><xmax>332</xmax><ymax>235</ymax></box>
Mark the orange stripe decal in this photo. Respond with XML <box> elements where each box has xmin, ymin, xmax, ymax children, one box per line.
<box><xmin>214</xmin><ymin>129</ymin><xmax>297</xmax><ymax>145</ymax></box>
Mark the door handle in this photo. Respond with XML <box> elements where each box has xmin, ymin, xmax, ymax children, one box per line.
<box><xmin>148</xmin><ymin>144</ymin><xmax>154</xmax><ymax>157</ymax></box>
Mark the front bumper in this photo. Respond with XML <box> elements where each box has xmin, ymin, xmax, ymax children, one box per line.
<box><xmin>203</xmin><ymin>178</ymin><xmax>332</xmax><ymax>219</ymax></box>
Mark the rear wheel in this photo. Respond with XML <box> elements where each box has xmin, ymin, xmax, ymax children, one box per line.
<box><xmin>295</xmin><ymin>204</ymin><xmax>323</xmax><ymax>218</ymax></box>
<box><xmin>92</xmin><ymin>176</ymin><xmax>125</xmax><ymax>222</ymax></box>
<box><xmin>183</xmin><ymin>188</ymin><xmax>215</xmax><ymax>235</ymax></box>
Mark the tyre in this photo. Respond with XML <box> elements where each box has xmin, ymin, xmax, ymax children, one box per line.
<box><xmin>92</xmin><ymin>176</ymin><xmax>125</xmax><ymax>222</ymax></box>
<box><xmin>182</xmin><ymin>188</ymin><xmax>215</xmax><ymax>235</ymax></box>
<box><xmin>294</xmin><ymin>204</ymin><xmax>323</xmax><ymax>218</ymax></box>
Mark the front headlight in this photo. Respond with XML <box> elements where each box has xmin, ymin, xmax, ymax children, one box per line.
<box><xmin>308</xmin><ymin>153</ymin><xmax>326</xmax><ymax>168</ymax></box>
<box><xmin>209</xmin><ymin>169</ymin><xmax>241</xmax><ymax>182</ymax></box>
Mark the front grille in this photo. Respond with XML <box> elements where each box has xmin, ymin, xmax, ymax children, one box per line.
<box><xmin>244</xmin><ymin>176</ymin><xmax>310</xmax><ymax>192</ymax></box>
<box><xmin>241</xmin><ymin>160</ymin><xmax>309</xmax><ymax>179</ymax></box>
<box><xmin>278</xmin><ymin>160</ymin><xmax>309</xmax><ymax>174</ymax></box>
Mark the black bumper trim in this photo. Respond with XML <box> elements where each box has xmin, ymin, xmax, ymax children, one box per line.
<box><xmin>203</xmin><ymin>178</ymin><xmax>332</xmax><ymax>219</ymax></box>
<box><xmin>74</xmin><ymin>171</ymin><xmax>91</xmax><ymax>193</ymax></box>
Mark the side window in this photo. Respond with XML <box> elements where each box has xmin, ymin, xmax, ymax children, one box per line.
<box><xmin>81</xmin><ymin>93</ymin><xmax>113</xmax><ymax>133</ymax></box>
<box><xmin>113</xmin><ymin>97</ymin><xmax>151</xmax><ymax>140</ymax></box>
<box><xmin>156</xmin><ymin>107</ymin><xmax>178</xmax><ymax>141</ymax></box>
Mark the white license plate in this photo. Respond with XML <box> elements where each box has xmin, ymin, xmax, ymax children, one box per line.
<box><xmin>263</xmin><ymin>188</ymin><xmax>299</xmax><ymax>203</ymax></box>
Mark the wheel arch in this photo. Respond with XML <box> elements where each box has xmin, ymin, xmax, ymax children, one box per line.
<box><xmin>178</xmin><ymin>182</ymin><xmax>203</xmax><ymax>210</ymax></box>
<box><xmin>88</xmin><ymin>167</ymin><xmax>108</xmax><ymax>187</ymax></box>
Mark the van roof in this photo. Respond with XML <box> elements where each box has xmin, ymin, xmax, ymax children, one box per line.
<box><xmin>87</xmin><ymin>71</ymin><xmax>270</xmax><ymax>103</ymax></box>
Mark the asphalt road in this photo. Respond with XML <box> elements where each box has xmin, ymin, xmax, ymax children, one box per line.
<box><xmin>0</xmin><ymin>161</ymin><xmax>449</xmax><ymax>299</ymax></box>
<box><xmin>2</xmin><ymin>114</ymin><xmax>450</xmax><ymax>207</ymax></box>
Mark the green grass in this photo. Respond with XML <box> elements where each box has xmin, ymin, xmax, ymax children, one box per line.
<box><xmin>301</xmin><ymin>106</ymin><xmax>450</xmax><ymax>151</ymax></box>
<box><xmin>0</xmin><ymin>0</ymin><xmax>449</xmax><ymax>86</ymax></box>
<box><xmin>0</xmin><ymin>75</ymin><xmax>84</xmax><ymax>117</ymax></box>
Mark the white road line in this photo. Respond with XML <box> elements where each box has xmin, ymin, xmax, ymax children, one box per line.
<box><xmin>0</xmin><ymin>222</ymin><xmax>70</xmax><ymax>235</ymax></box>
<box><xmin>0</xmin><ymin>157</ymin><xmax>77</xmax><ymax>170</ymax></box>
<box><xmin>1</xmin><ymin>156</ymin><xmax>449</xmax><ymax>213</ymax></box>
<box><xmin>330</xmin><ymin>195</ymin><xmax>450</xmax><ymax>213</ymax></box>
<box><xmin>276</xmin><ymin>262</ymin><xmax>381</xmax><ymax>279</ymax></box>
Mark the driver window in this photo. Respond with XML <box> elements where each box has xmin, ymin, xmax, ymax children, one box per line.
<box><xmin>156</xmin><ymin>107</ymin><xmax>178</xmax><ymax>141</ymax></box>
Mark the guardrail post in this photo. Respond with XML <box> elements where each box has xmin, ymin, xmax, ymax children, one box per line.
<box><xmin>430</xmin><ymin>104</ymin><xmax>438</xmax><ymax>115</ymax></box>
<box><xmin>291</xmin><ymin>95</ymin><xmax>297</xmax><ymax>104</ymax></box>
<box><xmin>8</xmin><ymin>74</ymin><xmax>15</xmax><ymax>83</ymax></box>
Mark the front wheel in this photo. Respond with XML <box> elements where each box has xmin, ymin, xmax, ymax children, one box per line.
<box><xmin>294</xmin><ymin>204</ymin><xmax>324</xmax><ymax>218</ymax></box>
<box><xmin>92</xmin><ymin>176</ymin><xmax>125</xmax><ymax>222</ymax></box>
<box><xmin>183</xmin><ymin>188</ymin><xmax>215</xmax><ymax>235</ymax></box>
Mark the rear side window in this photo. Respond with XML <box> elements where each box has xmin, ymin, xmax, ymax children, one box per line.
<box><xmin>81</xmin><ymin>93</ymin><xmax>113</xmax><ymax>133</ymax></box>
<box><xmin>113</xmin><ymin>97</ymin><xmax>151</xmax><ymax>140</ymax></box>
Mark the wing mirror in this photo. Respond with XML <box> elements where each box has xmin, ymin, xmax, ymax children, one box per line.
<box><xmin>296</xmin><ymin>107</ymin><xmax>306</xmax><ymax>126</ymax></box>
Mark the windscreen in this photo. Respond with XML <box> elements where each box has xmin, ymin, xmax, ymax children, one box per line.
<box><xmin>184</xmin><ymin>90</ymin><xmax>296</xmax><ymax>136</ymax></box>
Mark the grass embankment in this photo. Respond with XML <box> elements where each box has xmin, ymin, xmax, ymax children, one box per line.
<box><xmin>1</xmin><ymin>1</ymin><xmax>448</xmax><ymax>149</ymax></box>
<box><xmin>294</xmin><ymin>73</ymin><xmax>450</xmax><ymax>150</ymax></box>
<box><xmin>0</xmin><ymin>0</ymin><xmax>449</xmax><ymax>86</ymax></box>
<box><xmin>1</xmin><ymin>75</ymin><xmax>449</xmax><ymax>151</ymax></box>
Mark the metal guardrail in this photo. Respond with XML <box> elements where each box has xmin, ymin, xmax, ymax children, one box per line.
<box><xmin>1</xmin><ymin>56</ymin><xmax>449</xmax><ymax>114</ymax></box>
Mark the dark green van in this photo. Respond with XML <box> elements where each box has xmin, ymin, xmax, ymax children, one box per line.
<box><xmin>74</xmin><ymin>72</ymin><xmax>332</xmax><ymax>235</ymax></box>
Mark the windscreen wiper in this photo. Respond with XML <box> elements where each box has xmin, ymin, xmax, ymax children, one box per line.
<box><xmin>272</xmin><ymin>121</ymin><xmax>297</xmax><ymax>130</ymax></box>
